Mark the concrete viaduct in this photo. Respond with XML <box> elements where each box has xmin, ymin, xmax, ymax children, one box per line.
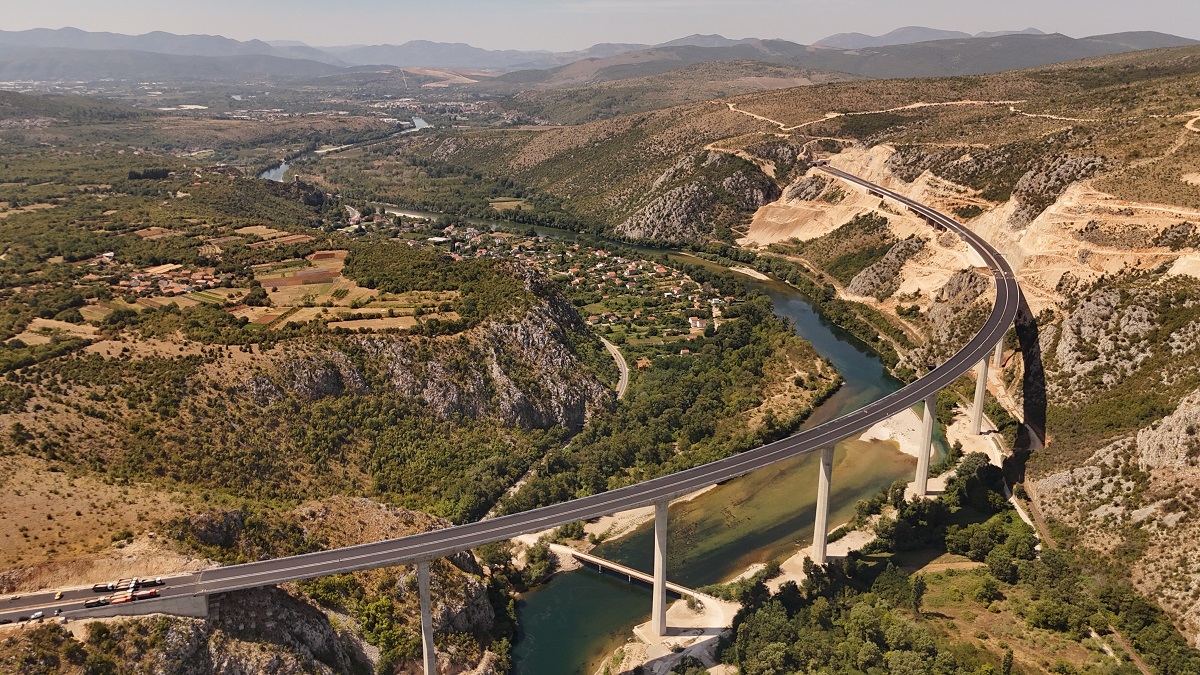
<box><xmin>0</xmin><ymin>167</ymin><xmax>1020</xmax><ymax>675</ymax></box>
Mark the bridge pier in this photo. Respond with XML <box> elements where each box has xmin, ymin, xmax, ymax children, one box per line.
<box><xmin>992</xmin><ymin>340</ymin><xmax>1004</xmax><ymax>370</ymax></box>
<box><xmin>812</xmin><ymin>446</ymin><xmax>834</xmax><ymax>565</ymax></box>
<box><xmin>914</xmin><ymin>391</ymin><xmax>938</xmax><ymax>496</ymax></box>
<box><xmin>970</xmin><ymin>358</ymin><xmax>989</xmax><ymax>436</ymax></box>
<box><xmin>418</xmin><ymin>560</ymin><xmax>436</xmax><ymax>675</ymax></box>
<box><xmin>652</xmin><ymin>501</ymin><xmax>668</xmax><ymax>637</ymax></box>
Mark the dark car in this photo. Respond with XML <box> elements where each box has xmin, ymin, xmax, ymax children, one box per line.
<box><xmin>0</xmin><ymin>618</ymin><xmax>11</xmax><ymax>625</ymax></box>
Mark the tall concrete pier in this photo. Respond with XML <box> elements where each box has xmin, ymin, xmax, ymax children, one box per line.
<box><xmin>812</xmin><ymin>446</ymin><xmax>835</xmax><ymax>565</ymax></box>
<box><xmin>652</xmin><ymin>501</ymin><xmax>669</xmax><ymax>637</ymax></box>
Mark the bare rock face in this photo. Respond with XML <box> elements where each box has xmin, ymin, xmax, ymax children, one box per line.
<box><xmin>1137</xmin><ymin>389</ymin><xmax>1200</xmax><ymax>471</ymax></box>
<box><xmin>1010</xmin><ymin>155</ymin><xmax>1107</xmax><ymax>227</ymax></box>
<box><xmin>208</xmin><ymin>587</ymin><xmax>363</xmax><ymax>673</ymax></box>
<box><xmin>847</xmin><ymin>236</ymin><xmax>926</xmax><ymax>300</ymax></box>
<box><xmin>356</xmin><ymin>298</ymin><xmax>611</xmax><ymax>432</ymax></box>
<box><xmin>1035</xmin><ymin>387</ymin><xmax>1200</xmax><ymax>645</ymax></box>
<box><xmin>2</xmin><ymin>588</ymin><xmax>366</xmax><ymax>674</ymax></box>
<box><xmin>617</xmin><ymin>182</ymin><xmax>715</xmax><ymax>242</ymax></box>
<box><xmin>785</xmin><ymin>174</ymin><xmax>830</xmax><ymax>202</ymax></box>
<box><xmin>278</xmin><ymin>351</ymin><xmax>368</xmax><ymax>401</ymax></box>
<box><xmin>241</xmin><ymin>277</ymin><xmax>611</xmax><ymax>432</ymax></box>
<box><xmin>1046</xmin><ymin>276</ymin><xmax>1200</xmax><ymax>407</ymax></box>
<box><xmin>264</xmin><ymin>177</ymin><xmax>327</xmax><ymax>208</ymax></box>
<box><xmin>900</xmin><ymin>269</ymin><xmax>991</xmax><ymax>373</ymax></box>
<box><xmin>615</xmin><ymin>151</ymin><xmax>780</xmax><ymax>243</ymax></box>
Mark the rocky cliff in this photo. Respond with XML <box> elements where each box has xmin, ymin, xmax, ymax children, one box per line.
<box><xmin>615</xmin><ymin>151</ymin><xmax>780</xmax><ymax>243</ymax></box>
<box><xmin>250</xmin><ymin>274</ymin><xmax>612</xmax><ymax>434</ymax></box>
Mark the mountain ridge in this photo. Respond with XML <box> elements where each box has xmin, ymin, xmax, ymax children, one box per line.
<box><xmin>815</xmin><ymin>26</ymin><xmax>1046</xmax><ymax>50</ymax></box>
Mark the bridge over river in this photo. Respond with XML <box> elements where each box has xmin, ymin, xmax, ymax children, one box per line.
<box><xmin>0</xmin><ymin>167</ymin><xmax>1021</xmax><ymax>675</ymax></box>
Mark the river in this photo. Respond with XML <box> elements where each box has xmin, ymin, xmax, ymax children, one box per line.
<box><xmin>258</xmin><ymin>161</ymin><xmax>291</xmax><ymax>182</ymax></box>
<box><xmin>257</xmin><ymin>117</ymin><xmax>430</xmax><ymax>182</ymax></box>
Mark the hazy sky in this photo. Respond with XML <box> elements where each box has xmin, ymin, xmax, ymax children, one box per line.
<box><xmin>5</xmin><ymin>0</ymin><xmax>1198</xmax><ymax>51</ymax></box>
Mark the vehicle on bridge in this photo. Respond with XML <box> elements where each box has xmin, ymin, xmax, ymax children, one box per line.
<box><xmin>109</xmin><ymin>592</ymin><xmax>133</xmax><ymax>605</ymax></box>
<box><xmin>94</xmin><ymin>577</ymin><xmax>139</xmax><ymax>592</ymax></box>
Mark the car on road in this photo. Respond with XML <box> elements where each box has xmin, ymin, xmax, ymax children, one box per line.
<box><xmin>30</xmin><ymin>611</ymin><xmax>43</xmax><ymax>620</ymax></box>
<box><xmin>54</xmin><ymin>591</ymin><xmax>63</xmax><ymax>600</ymax></box>
<box><xmin>0</xmin><ymin>618</ymin><xmax>11</xmax><ymax>625</ymax></box>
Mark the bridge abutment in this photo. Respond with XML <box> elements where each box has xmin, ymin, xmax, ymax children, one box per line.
<box><xmin>652</xmin><ymin>501</ymin><xmax>668</xmax><ymax>637</ymax></box>
<box><xmin>812</xmin><ymin>446</ymin><xmax>834</xmax><ymax>565</ymax></box>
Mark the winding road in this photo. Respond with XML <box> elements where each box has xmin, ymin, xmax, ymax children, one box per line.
<box><xmin>600</xmin><ymin>337</ymin><xmax>630</xmax><ymax>400</ymax></box>
<box><xmin>0</xmin><ymin>167</ymin><xmax>1020</xmax><ymax>625</ymax></box>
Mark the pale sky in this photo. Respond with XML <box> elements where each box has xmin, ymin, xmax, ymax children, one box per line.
<box><xmin>4</xmin><ymin>0</ymin><xmax>1198</xmax><ymax>51</ymax></box>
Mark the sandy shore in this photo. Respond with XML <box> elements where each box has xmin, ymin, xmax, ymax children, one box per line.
<box><xmin>729</xmin><ymin>265</ymin><xmax>771</xmax><ymax>281</ymax></box>
<box><xmin>859</xmin><ymin>407</ymin><xmax>926</xmax><ymax>460</ymax></box>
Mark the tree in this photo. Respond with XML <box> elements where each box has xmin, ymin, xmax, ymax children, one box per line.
<box><xmin>911</xmin><ymin>574</ymin><xmax>927</xmax><ymax>616</ymax></box>
<box><xmin>1002</xmin><ymin>649</ymin><xmax>1014</xmax><ymax>675</ymax></box>
<box><xmin>244</xmin><ymin>280</ymin><xmax>271</xmax><ymax>307</ymax></box>
<box><xmin>987</xmin><ymin>547</ymin><xmax>1016</xmax><ymax>583</ymax></box>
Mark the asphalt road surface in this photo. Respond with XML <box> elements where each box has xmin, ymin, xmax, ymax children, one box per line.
<box><xmin>600</xmin><ymin>337</ymin><xmax>630</xmax><ymax>400</ymax></box>
<box><xmin>0</xmin><ymin>167</ymin><xmax>1020</xmax><ymax>625</ymax></box>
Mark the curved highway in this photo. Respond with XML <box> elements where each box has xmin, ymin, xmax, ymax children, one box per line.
<box><xmin>0</xmin><ymin>167</ymin><xmax>1020</xmax><ymax>624</ymax></box>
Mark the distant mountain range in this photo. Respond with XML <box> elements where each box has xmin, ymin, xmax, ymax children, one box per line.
<box><xmin>0</xmin><ymin>27</ymin><xmax>1194</xmax><ymax>83</ymax></box>
<box><xmin>496</xmin><ymin>31</ymin><xmax>1200</xmax><ymax>88</ymax></box>
<box><xmin>814</xmin><ymin>26</ymin><xmax>1046</xmax><ymax>50</ymax></box>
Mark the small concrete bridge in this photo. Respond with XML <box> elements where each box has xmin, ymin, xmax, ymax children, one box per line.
<box><xmin>549</xmin><ymin>544</ymin><xmax>709</xmax><ymax>601</ymax></box>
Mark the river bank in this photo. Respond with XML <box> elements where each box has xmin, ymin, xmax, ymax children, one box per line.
<box><xmin>512</xmin><ymin>245</ymin><xmax>917</xmax><ymax>674</ymax></box>
<box><xmin>587</xmin><ymin>401</ymin><xmax>1017</xmax><ymax>675</ymax></box>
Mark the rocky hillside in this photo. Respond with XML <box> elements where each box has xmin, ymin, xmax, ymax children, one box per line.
<box><xmin>0</xmin><ymin>497</ymin><xmax>507</xmax><ymax>674</ymax></box>
<box><xmin>1034</xmin><ymin>388</ymin><xmax>1200</xmax><ymax>643</ymax></box>
<box><xmin>613</xmin><ymin>150</ymin><xmax>780</xmax><ymax>242</ymax></box>
<box><xmin>253</xmin><ymin>288</ymin><xmax>611</xmax><ymax>434</ymax></box>
<box><xmin>0</xmin><ymin>265</ymin><xmax>613</xmax><ymax>523</ymax></box>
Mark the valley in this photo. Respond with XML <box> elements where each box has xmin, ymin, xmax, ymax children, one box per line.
<box><xmin>2</xmin><ymin>16</ymin><xmax>1200</xmax><ymax>675</ymax></box>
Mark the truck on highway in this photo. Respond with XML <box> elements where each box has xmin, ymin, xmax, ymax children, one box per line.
<box><xmin>94</xmin><ymin>578</ymin><xmax>138</xmax><ymax>592</ymax></box>
<box><xmin>108</xmin><ymin>592</ymin><xmax>133</xmax><ymax>605</ymax></box>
